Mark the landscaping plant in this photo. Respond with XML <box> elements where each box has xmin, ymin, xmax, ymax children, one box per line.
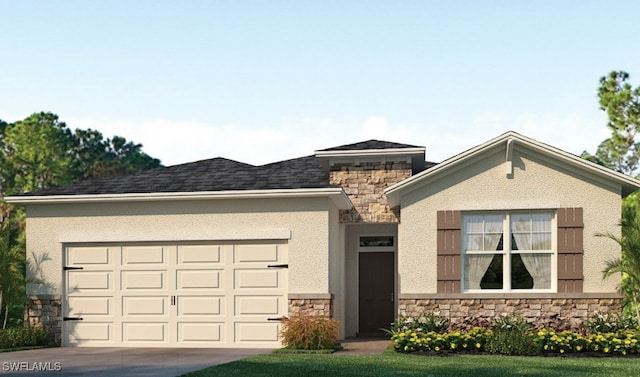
<box><xmin>279</xmin><ymin>314</ymin><xmax>339</xmax><ymax>350</ymax></box>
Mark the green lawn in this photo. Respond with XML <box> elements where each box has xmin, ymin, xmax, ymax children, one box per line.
<box><xmin>182</xmin><ymin>349</ymin><xmax>640</xmax><ymax>377</ymax></box>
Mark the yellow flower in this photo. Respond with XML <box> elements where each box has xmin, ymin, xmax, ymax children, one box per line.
<box><xmin>476</xmin><ymin>343</ymin><xmax>481</xmax><ymax>349</ymax></box>
<box><xmin>576</xmin><ymin>345</ymin><xmax>582</xmax><ymax>351</ymax></box>
<box><xmin>560</xmin><ymin>349</ymin><xmax>565</xmax><ymax>354</ymax></box>
<box><xmin>435</xmin><ymin>346</ymin><xmax>440</xmax><ymax>351</ymax></box>
<box><xmin>604</xmin><ymin>347</ymin><xmax>610</xmax><ymax>353</ymax></box>
<box><xmin>450</xmin><ymin>343</ymin><xmax>457</xmax><ymax>349</ymax></box>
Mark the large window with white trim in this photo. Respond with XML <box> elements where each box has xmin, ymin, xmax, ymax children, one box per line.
<box><xmin>462</xmin><ymin>212</ymin><xmax>554</xmax><ymax>292</ymax></box>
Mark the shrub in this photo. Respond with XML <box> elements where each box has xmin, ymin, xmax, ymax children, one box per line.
<box><xmin>484</xmin><ymin>315</ymin><xmax>535</xmax><ymax>356</ymax></box>
<box><xmin>0</xmin><ymin>326</ymin><xmax>50</xmax><ymax>349</ymax></box>
<box><xmin>586</xmin><ymin>312</ymin><xmax>639</xmax><ymax>333</ymax></box>
<box><xmin>387</xmin><ymin>312</ymin><xmax>449</xmax><ymax>335</ymax></box>
<box><xmin>280</xmin><ymin>314</ymin><xmax>339</xmax><ymax>350</ymax></box>
<box><xmin>391</xmin><ymin>327</ymin><xmax>492</xmax><ymax>353</ymax></box>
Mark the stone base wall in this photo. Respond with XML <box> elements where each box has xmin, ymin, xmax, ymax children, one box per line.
<box><xmin>289</xmin><ymin>297</ymin><xmax>333</xmax><ymax>318</ymax></box>
<box><xmin>399</xmin><ymin>296</ymin><xmax>622</xmax><ymax>330</ymax></box>
<box><xmin>330</xmin><ymin>161</ymin><xmax>411</xmax><ymax>223</ymax></box>
<box><xmin>25</xmin><ymin>295</ymin><xmax>62</xmax><ymax>345</ymax></box>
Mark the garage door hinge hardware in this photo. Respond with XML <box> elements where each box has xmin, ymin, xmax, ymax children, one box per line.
<box><xmin>63</xmin><ymin>317</ymin><xmax>83</xmax><ymax>321</ymax></box>
<box><xmin>267</xmin><ymin>264</ymin><xmax>288</xmax><ymax>268</ymax></box>
<box><xmin>171</xmin><ymin>296</ymin><xmax>176</xmax><ymax>306</ymax></box>
<box><xmin>267</xmin><ymin>317</ymin><xmax>284</xmax><ymax>321</ymax></box>
<box><xmin>63</xmin><ymin>266</ymin><xmax>84</xmax><ymax>271</ymax></box>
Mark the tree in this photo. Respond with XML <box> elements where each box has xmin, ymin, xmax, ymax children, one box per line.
<box><xmin>72</xmin><ymin>129</ymin><xmax>161</xmax><ymax>180</ymax></box>
<box><xmin>1</xmin><ymin>112</ymin><xmax>76</xmax><ymax>194</ymax></box>
<box><xmin>582</xmin><ymin>71</ymin><xmax>640</xmax><ymax>176</ymax></box>
<box><xmin>598</xmin><ymin>197</ymin><xmax>640</xmax><ymax>324</ymax></box>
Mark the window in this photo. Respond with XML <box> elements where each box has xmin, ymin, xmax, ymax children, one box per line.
<box><xmin>462</xmin><ymin>212</ymin><xmax>554</xmax><ymax>292</ymax></box>
<box><xmin>359</xmin><ymin>236</ymin><xmax>394</xmax><ymax>248</ymax></box>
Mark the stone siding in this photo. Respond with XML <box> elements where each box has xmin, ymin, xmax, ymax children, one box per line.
<box><xmin>25</xmin><ymin>295</ymin><xmax>62</xmax><ymax>345</ymax></box>
<box><xmin>289</xmin><ymin>298</ymin><xmax>333</xmax><ymax>318</ymax></box>
<box><xmin>399</xmin><ymin>297</ymin><xmax>622</xmax><ymax>329</ymax></box>
<box><xmin>330</xmin><ymin>161</ymin><xmax>411</xmax><ymax>223</ymax></box>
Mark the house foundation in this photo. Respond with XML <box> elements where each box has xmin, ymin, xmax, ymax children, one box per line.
<box><xmin>399</xmin><ymin>294</ymin><xmax>622</xmax><ymax>330</ymax></box>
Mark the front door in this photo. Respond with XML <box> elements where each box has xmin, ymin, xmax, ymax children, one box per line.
<box><xmin>358</xmin><ymin>252</ymin><xmax>394</xmax><ymax>334</ymax></box>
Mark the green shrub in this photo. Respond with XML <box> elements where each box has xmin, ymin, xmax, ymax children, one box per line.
<box><xmin>586</xmin><ymin>312</ymin><xmax>638</xmax><ymax>333</ymax></box>
<box><xmin>391</xmin><ymin>327</ymin><xmax>492</xmax><ymax>353</ymax></box>
<box><xmin>387</xmin><ymin>312</ymin><xmax>449</xmax><ymax>335</ymax></box>
<box><xmin>280</xmin><ymin>314</ymin><xmax>339</xmax><ymax>350</ymax></box>
<box><xmin>485</xmin><ymin>315</ymin><xmax>535</xmax><ymax>356</ymax></box>
<box><xmin>0</xmin><ymin>326</ymin><xmax>50</xmax><ymax>349</ymax></box>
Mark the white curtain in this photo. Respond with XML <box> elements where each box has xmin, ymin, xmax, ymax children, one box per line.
<box><xmin>512</xmin><ymin>213</ymin><xmax>552</xmax><ymax>289</ymax></box>
<box><xmin>520</xmin><ymin>254</ymin><xmax>551</xmax><ymax>289</ymax></box>
<box><xmin>465</xmin><ymin>254</ymin><xmax>495</xmax><ymax>289</ymax></box>
<box><xmin>464</xmin><ymin>215</ymin><xmax>502</xmax><ymax>289</ymax></box>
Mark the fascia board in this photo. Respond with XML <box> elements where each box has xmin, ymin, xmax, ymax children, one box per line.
<box><xmin>6</xmin><ymin>188</ymin><xmax>354</xmax><ymax>210</ymax></box>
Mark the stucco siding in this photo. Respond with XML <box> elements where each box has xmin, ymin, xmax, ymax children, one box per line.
<box><xmin>25</xmin><ymin>197</ymin><xmax>332</xmax><ymax>295</ymax></box>
<box><xmin>399</xmin><ymin>146</ymin><xmax>622</xmax><ymax>295</ymax></box>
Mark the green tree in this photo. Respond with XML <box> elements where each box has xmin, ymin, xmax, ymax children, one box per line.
<box><xmin>598</xmin><ymin>196</ymin><xmax>640</xmax><ymax>324</ymax></box>
<box><xmin>582</xmin><ymin>71</ymin><xmax>640</xmax><ymax>176</ymax></box>
<box><xmin>0</xmin><ymin>203</ymin><xmax>26</xmax><ymax>329</ymax></box>
<box><xmin>1</xmin><ymin>112</ymin><xmax>76</xmax><ymax>194</ymax></box>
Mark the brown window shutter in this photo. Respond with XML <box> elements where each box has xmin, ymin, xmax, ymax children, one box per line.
<box><xmin>437</xmin><ymin>210</ymin><xmax>461</xmax><ymax>293</ymax></box>
<box><xmin>557</xmin><ymin>208</ymin><xmax>583</xmax><ymax>293</ymax></box>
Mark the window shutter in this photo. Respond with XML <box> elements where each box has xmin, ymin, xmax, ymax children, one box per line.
<box><xmin>437</xmin><ymin>210</ymin><xmax>461</xmax><ymax>293</ymax></box>
<box><xmin>557</xmin><ymin>208</ymin><xmax>583</xmax><ymax>293</ymax></box>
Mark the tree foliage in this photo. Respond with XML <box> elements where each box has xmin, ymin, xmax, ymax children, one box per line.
<box><xmin>598</xmin><ymin>194</ymin><xmax>640</xmax><ymax>324</ymax></box>
<box><xmin>0</xmin><ymin>111</ymin><xmax>162</xmax><ymax>327</ymax></box>
<box><xmin>582</xmin><ymin>71</ymin><xmax>640</xmax><ymax>176</ymax></box>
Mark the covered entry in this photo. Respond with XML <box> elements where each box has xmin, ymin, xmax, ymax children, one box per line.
<box><xmin>63</xmin><ymin>242</ymin><xmax>288</xmax><ymax>348</ymax></box>
<box><xmin>345</xmin><ymin>224</ymin><xmax>397</xmax><ymax>337</ymax></box>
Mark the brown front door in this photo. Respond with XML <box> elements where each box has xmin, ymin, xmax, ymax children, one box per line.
<box><xmin>358</xmin><ymin>252</ymin><xmax>394</xmax><ymax>335</ymax></box>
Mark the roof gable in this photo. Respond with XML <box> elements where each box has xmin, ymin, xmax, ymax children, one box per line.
<box><xmin>385</xmin><ymin>131</ymin><xmax>640</xmax><ymax>207</ymax></box>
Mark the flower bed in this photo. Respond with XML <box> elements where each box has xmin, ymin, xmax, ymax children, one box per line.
<box><xmin>389</xmin><ymin>313</ymin><xmax>640</xmax><ymax>357</ymax></box>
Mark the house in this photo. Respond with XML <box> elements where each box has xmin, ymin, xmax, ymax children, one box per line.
<box><xmin>7</xmin><ymin>131</ymin><xmax>640</xmax><ymax>348</ymax></box>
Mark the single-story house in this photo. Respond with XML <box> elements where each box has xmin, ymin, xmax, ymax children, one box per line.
<box><xmin>7</xmin><ymin>131</ymin><xmax>640</xmax><ymax>348</ymax></box>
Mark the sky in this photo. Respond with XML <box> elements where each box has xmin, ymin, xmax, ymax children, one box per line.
<box><xmin>2</xmin><ymin>0</ymin><xmax>640</xmax><ymax>167</ymax></box>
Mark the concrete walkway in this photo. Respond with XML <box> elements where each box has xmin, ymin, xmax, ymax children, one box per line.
<box><xmin>0</xmin><ymin>347</ymin><xmax>272</xmax><ymax>376</ymax></box>
<box><xmin>338</xmin><ymin>338</ymin><xmax>391</xmax><ymax>355</ymax></box>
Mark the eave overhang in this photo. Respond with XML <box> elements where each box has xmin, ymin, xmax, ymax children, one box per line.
<box><xmin>6</xmin><ymin>188</ymin><xmax>354</xmax><ymax>210</ymax></box>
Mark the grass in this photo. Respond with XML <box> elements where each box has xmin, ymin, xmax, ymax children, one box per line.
<box><xmin>182</xmin><ymin>348</ymin><xmax>640</xmax><ymax>377</ymax></box>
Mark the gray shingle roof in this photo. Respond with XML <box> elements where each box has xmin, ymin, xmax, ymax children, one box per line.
<box><xmin>317</xmin><ymin>139</ymin><xmax>423</xmax><ymax>151</ymax></box>
<box><xmin>23</xmin><ymin>155</ymin><xmax>332</xmax><ymax>196</ymax></box>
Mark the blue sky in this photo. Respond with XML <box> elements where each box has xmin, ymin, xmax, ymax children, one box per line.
<box><xmin>2</xmin><ymin>1</ymin><xmax>640</xmax><ymax>166</ymax></box>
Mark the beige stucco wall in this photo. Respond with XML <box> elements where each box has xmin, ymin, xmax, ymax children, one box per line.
<box><xmin>25</xmin><ymin>197</ymin><xmax>333</xmax><ymax>295</ymax></box>
<box><xmin>399</xmin><ymin>145</ymin><xmax>622</xmax><ymax>294</ymax></box>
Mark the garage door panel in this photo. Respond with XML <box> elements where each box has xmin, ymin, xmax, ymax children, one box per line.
<box><xmin>67</xmin><ymin>247</ymin><xmax>111</xmax><ymax>265</ymax></box>
<box><xmin>178</xmin><ymin>245</ymin><xmax>221</xmax><ymax>264</ymax></box>
<box><xmin>234</xmin><ymin>245</ymin><xmax>279</xmax><ymax>263</ymax></box>
<box><xmin>68</xmin><ymin>271</ymin><xmax>112</xmax><ymax>292</ymax></box>
<box><xmin>67</xmin><ymin>297</ymin><xmax>111</xmax><ymax>316</ymax></box>
<box><xmin>178</xmin><ymin>323</ymin><xmax>223</xmax><ymax>342</ymax></box>
<box><xmin>235</xmin><ymin>323</ymin><xmax>280</xmax><ymax>342</ymax></box>
<box><xmin>179</xmin><ymin>296</ymin><xmax>222</xmax><ymax>315</ymax></box>
<box><xmin>122</xmin><ymin>246</ymin><xmax>166</xmax><ymax>264</ymax></box>
<box><xmin>67</xmin><ymin>322</ymin><xmax>112</xmax><ymax>343</ymax></box>
<box><xmin>121</xmin><ymin>270</ymin><xmax>166</xmax><ymax>290</ymax></box>
<box><xmin>177</xmin><ymin>269</ymin><xmax>222</xmax><ymax>289</ymax></box>
<box><xmin>235</xmin><ymin>296</ymin><xmax>280</xmax><ymax>315</ymax></box>
<box><xmin>123</xmin><ymin>322</ymin><xmax>167</xmax><ymax>342</ymax></box>
<box><xmin>123</xmin><ymin>296</ymin><xmax>167</xmax><ymax>316</ymax></box>
<box><xmin>235</xmin><ymin>269</ymin><xmax>281</xmax><ymax>289</ymax></box>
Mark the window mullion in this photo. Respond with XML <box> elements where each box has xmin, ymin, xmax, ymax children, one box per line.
<box><xmin>504</xmin><ymin>213</ymin><xmax>511</xmax><ymax>291</ymax></box>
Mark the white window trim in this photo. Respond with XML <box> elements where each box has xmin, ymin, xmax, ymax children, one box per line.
<box><xmin>461</xmin><ymin>211</ymin><xmax>557</xmax><ymax>293</ymax></box>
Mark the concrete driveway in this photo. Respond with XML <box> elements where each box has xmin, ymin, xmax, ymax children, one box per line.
<box><xmin>0</xmin><ymin>347</ymin><xmax>272</xmax><ymax>376</ymax></box>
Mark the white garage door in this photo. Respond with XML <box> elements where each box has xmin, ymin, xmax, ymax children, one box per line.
<box><xmin>63</xmin><ymin>242</ymin><xmax>288</xmax><ymax>348</ymax></box>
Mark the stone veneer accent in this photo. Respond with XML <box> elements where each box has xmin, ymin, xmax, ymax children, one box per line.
<box><xmin>330</xmin><ymin>160</ymin><xmax>411</xmax><ymax>223</ymax></box>
<box><xmin>25</xmin><ymin>295</ymin><xmax>62</xmax><ymax>345</ymax></box>
<box><xmin>288</xmin><ymin>294</ymin><xmax>334</xmax><ymax>318</ymax></box>
<box><xmin>399</xmin><ymin>295</ymin><xmax>622</xmax><ymax>329</ymax></box>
